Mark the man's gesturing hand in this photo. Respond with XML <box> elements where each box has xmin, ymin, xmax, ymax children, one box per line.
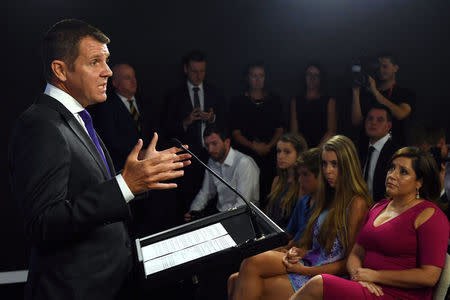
<box><xmin>122</xmin><ymin>135</ymin><xmax>191</xmax><ymax>195</ymax></box>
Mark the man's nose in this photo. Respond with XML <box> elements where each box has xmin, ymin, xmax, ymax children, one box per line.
<box><xmin>103</xmin><ymin>63</ymin><xmax>113</xmax><ymax>77</ymax></box>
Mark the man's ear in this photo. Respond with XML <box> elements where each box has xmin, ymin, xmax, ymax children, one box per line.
<box><xmin>386</xmin><ymin>121</ymin><xmax>393</xmax><ymax>132</ymax></box>
<box><xmin>183</xmin><ymin>64</ymin><xmax>188</xmax><ymax>75</ymax></box>
<box><xmin>51</xmin><ymin>60</ymin><xmax>68</xmax><ymax>82</ymax></box>
<box><xmin>224</xmin><ymin>138</ymin><xmax>231</xmax><ymax>148</ymax></box>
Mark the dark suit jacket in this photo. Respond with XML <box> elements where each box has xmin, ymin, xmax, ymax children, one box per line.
<box><xmin>161</xmin><ymin>83</ymin><xmax>224</xmax><ymax>155</ymax></box>
<box><xmin>8</xmin><ymin>94</ymin><xmax>133</xmax><ymax>300</ymax></box>
<box><xmin>360</xmin><ymin>138</ymin><xmax>399</xmax><ymax>202</ymax></box>
<box><xmin>90</xmin><ymin>92</ymin><xmax>148</xmax><ymax>169</ymax></box>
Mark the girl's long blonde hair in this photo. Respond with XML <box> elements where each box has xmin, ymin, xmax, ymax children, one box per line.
<box><xmin>298</xmin><ymin>135</ymin><xmax>373</xmax><ymax>254</ymax></box>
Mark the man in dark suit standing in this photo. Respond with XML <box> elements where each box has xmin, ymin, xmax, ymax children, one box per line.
<box><xmin>360</xmin><ymin>105</ymin><xmax>398</xmax><ymax>202</ymax></box>
<box><xmin>162</xmin><ymin>50</ymin><xmax>225</xmax><ymax>221</ymax></box>
<box><xmin>91</xmin><ymin>63</ymin><xmax>149</xmax><ymax>170</ymax></box>
<box><xmin>8</xmin><ymin>19</ymin><xmax>190</xmax><ymax>300</ymax></box>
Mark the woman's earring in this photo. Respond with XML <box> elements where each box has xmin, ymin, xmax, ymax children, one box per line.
<box><xmin>416</xmin><ymin>188</ymin><xmax>420</xmax><ymax>199</ymax></box>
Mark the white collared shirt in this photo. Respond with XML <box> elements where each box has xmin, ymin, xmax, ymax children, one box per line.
<box><xmin>190</xmin><ymin>147</ymin><xmax>260</xmax><ymax>212</ymax></box>
<box><xmin>116</xmin><ymin>92</ymin><xmax>139</xmax><ymax>114</ymax></box>
<box><xmin>364</xmin><ymin>133</ymin><xmax>391</xmax><ymax>197</ymax></box>
<box><xmin>44</xmin><ymin>83</ymin><xmax>134</xmax><ymax>203</ymax></box>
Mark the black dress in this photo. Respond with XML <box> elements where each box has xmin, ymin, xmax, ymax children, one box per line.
<box><xmin>230</xmin><ymin>93</ymin><xmax>285</xmax><ymax>208</ymax></box>
<box><xmin>295</xmin><ymin>94</ymin><xmax>330</xmax><ymax>147</ymax></box>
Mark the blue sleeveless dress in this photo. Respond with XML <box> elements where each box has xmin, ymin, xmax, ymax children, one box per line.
<box><xmin>287</xmin><ymin>210</ymin><xmax>345</xmax><ymax>291</ymax></box>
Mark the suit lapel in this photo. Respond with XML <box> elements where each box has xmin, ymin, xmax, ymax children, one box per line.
<box><xmin>203</xmin><ymin>84</ymin><xmax>208</xmax><ymax>109</ymax></box>
<box><xmin>98</xmin><ymin>134</ymin><xmax>116</xmax><ymax>175</ymax></box>
<box><xmin>67</xmin><ymin>118</ymin><xmax>111</xmax><ymax>179</ymax></box>
<box><xmin>373</xmin><ymin>138</ymin><xmax>392</xmax><ymax>186</ymax></box>
<box><xmin>184</xmin><ymin>86</ymin><xmax>193</xmax><ymax>110</ymax></box>
<box><xmin>37</xmin><ymin>94</ymin><xmax>111</xmax><ymax>179</ymax></box>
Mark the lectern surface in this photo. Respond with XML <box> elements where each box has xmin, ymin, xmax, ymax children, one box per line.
<box><xmin>135</xmin><ymin>205</ymin><xmax>288</xmax><ymax>287</ymax></box>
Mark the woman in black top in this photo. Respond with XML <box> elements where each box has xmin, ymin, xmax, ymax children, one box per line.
<box><xmin>230</xmin><ymin>63</ymin><xmax>284</xmax><ymax>208</ymax></box>
<box><xmin>290</xmin><ymin>63</ymin><xmax>336</xmax><ymax>147</ymax></box>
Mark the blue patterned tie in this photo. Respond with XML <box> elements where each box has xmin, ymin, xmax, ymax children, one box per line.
<box><xmin>78</xmin><ymin>110</ymin><xmax>111</xmax><ymax>177</ymax></box>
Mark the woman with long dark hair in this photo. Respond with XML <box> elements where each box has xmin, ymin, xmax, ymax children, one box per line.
<box><xmin>266</xmin><ymin>133</ymin><xmax>308</xmax><ymax>228</ymax></box>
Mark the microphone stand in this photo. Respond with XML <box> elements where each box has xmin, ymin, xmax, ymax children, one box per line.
<box><xmin>172</xmin><ymin>138</ymin><xmax>264</xmax><ymax>240</ymax></box>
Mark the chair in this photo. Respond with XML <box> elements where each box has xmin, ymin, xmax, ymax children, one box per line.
<box><xmin>433</xmin><ymin>253</ymin><xmax>450</xmax><ymax>300</ymax></box>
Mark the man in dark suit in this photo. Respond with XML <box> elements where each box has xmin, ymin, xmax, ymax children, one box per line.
<box><xmin>91</xmin><ymin>63</ymin><xmax>150</xmax><ymax>170</ymax></box>
<box><xmin>360</xmin><ymin>105</ymin><xmax>398</xmax><ymax>202</ymax></box>
<box><xmin>8</xmin><ymin>19</ymin><xmax>189</xmax><ymax>300</ymax></box>
<box><xmin>162</xmin><ymin>50</ymin><xmax>225</xmax><ymax>220</ymax></box>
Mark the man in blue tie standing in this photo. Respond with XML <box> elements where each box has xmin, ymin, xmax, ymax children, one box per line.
<box><xmin>8</xmin><ymin>19</ymin><xmax>190</xmax><ymax>300</ymax></box>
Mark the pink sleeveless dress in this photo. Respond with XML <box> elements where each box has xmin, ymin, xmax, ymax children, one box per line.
<box><xmin>322</xmin><ymin>199</ymin><xmax>449</xmax><ymax>300</ymax></box>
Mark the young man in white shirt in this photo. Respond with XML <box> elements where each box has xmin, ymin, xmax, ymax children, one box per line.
<box><xmin>185</xmin><ymin>125</ymin><xmax>260</xmax><ymax>221</ymax></box>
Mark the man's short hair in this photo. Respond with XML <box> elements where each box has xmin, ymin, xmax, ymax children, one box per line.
<box><xmin>296</xmin><ymin>148</ymin><xmax>321</xmax><ymax>177</ymax></box>
<box><xmin>42</xmin><ymin>19</ymin><xmax>110</xmax><ymax>82</ymax></box>
<box><xmin>203</xmin><ymin>124</ymin><xmax>230</xmax><ymax>141</ymax></box>
<box><xmin>367</xmin><ymin>104</ymin><xmax>393</xmax><ymax>122</ymax></box>
<box><xmin>183</xmin><ymin>50</ymin><xmax>206</xmax><ymax>66</ymax></box>
<box><xmin>377</xmin><ymin>52</ymin><xmax>399</xmax><ymax>66</ymax></box>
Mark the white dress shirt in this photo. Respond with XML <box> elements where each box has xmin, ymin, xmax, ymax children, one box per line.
<box><xmin>187</xmin><ymin>81</ymin><xmax>208</xmax><ymax>147</ymax></box>
<box><xmin>190</xmin><ymin>147</ymin><xmax>260</xmax><ymax>212</ymax></box>
<box><xmin>116</xmin><ymin>92</ymin><xmax>139</xmax><ymax>114</ymax></box>
<box><xmin>44</xmin><ymin>83</ymin><xmax>134</xmax><ymax>203</ymax></box>
<box><xmin>364</xmin><ymin>133</ymin><xmax>391</xmax><ymax>197</ymax></box>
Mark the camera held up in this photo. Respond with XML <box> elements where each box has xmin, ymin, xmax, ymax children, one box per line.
<box><xmin>352</xmin><ymin>56</ymin><xmax>380</xmax><ymax>89</ymax></box>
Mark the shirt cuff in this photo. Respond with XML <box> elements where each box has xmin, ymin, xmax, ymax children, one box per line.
<box><xmin>116</xmin><ymin>174</ymin><xmax>135</xmax><ymax>203</ymax></box>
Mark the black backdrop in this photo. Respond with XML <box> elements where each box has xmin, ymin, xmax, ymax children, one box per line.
<box><xmin>3</xmin><ymin>0</ymin><xmax>450</xmax><ymax>272</ymax></box>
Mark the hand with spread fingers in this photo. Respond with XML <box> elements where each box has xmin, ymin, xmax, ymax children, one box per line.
<box><xmin>122</xmin><ymin>134</ymin><xmax>191</xmax><ymax>194</ymax></box>
<box><xmin>138</xmin><ymin>132</ymin><xmax>191</xmax><ymax>164</ymax></box>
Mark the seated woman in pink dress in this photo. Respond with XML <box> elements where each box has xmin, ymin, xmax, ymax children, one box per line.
<box><xmin>227</xmin><ymin>135</ymin><xmax>373</xmax><ymax>300</ymax></box>
<box><xmin>290</xmin><ymin>147</ymin><xmax>450</xmax><ymax>300</ymax></box>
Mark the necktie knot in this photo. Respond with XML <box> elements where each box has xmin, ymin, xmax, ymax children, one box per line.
<box><xmin>78</xmin><ymin>109</ymin><xmax>93</xmax><ymax>127</ymax></box>
<box><xmin>193</xmin><ymin>87</ymin><xmax>200</xmax><ymax>93</ymax></box>
<box><xmin>127</xmin><ymin>99</ymin><xmax>134</xmax><ymax>109</ymax></box>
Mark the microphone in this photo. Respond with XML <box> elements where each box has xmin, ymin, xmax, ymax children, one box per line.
<box><xmin>171</xmin><ymin>138</ymin><xmax>264</xmax><ymax>240</ymax></box>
